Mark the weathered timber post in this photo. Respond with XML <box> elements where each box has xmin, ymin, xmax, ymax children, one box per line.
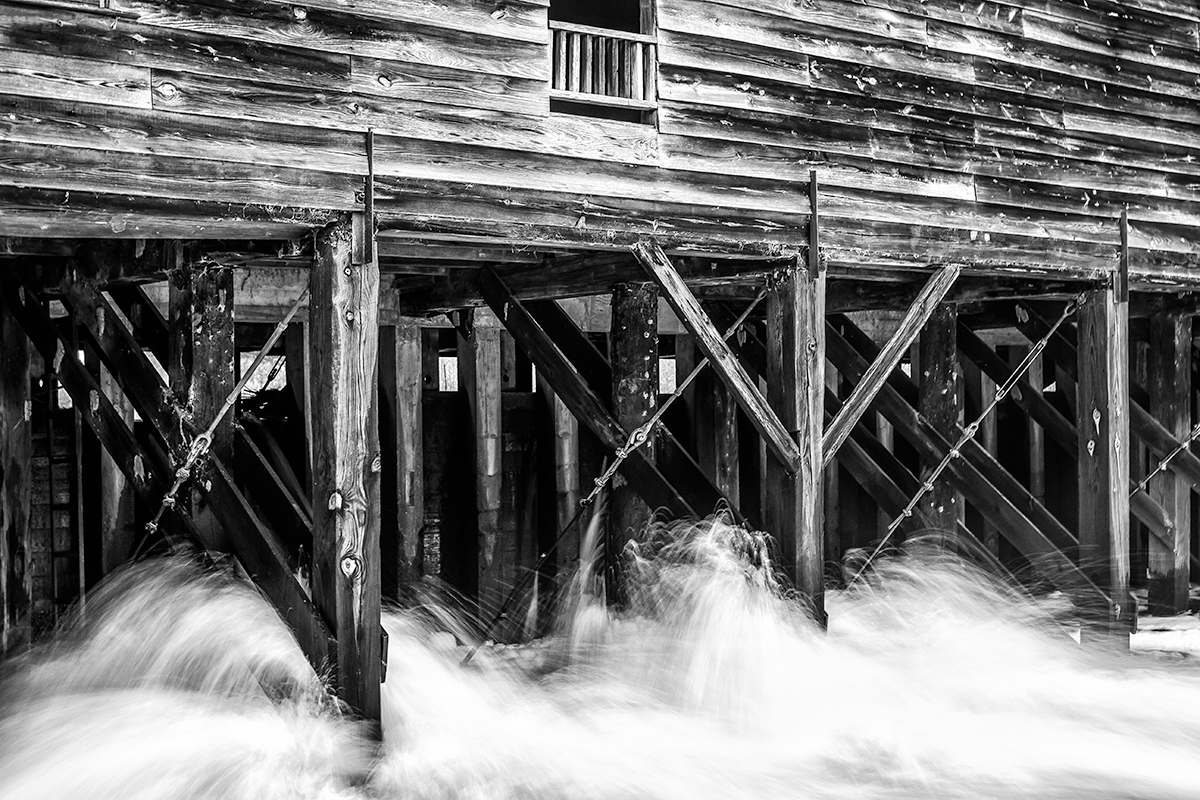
<box><xmin>610</xmin><ymin>281</ymin><xmax>658</xmax><ymax>587</ymax></box>
<box><xmin>917</xmin><ymin>303</ymin><xmax>961</xmax><ymax>535</ymax></box>
<box><xmin>0</xmin><ymin>290</ymin><xmax>32</xmax><ymax>653</ymax></box>
<box><xmin>1147</xmin><ymin>313</ymin><xmax>1191</xmax><ymax>614</ymax></box>
<box><xmin>1077</xmin><ymin>281</ymin><xmax>1133</xmax><ymax>634</ymax></box>
<box><xmin>961</xmin><ymin>356</ymin><xmax>1000</xmax><ymax>556</ymax></box>
<box><xmin>677</xmin><ymin>334</ymin><xmax>740</xmax><ymax>506</ymax></box>
<box><xmin>168</xmin><ymin>251</ymin><xmax>235</xmax><ymax>550</ymax></box>
<box><xmin>284</xmin><ymin>321</ymin><xmax>312</xmax><ymax>484</ymax></box>
<box><xmin>538</xmin><ymin>375</ymin><xmax>580</xmax><ymax>588</ymax></box>
<box><xmin>457</xmin><ymin>309</ymin><xmax>504</xmax><ymax>617</ymax></box>
<box><xmin>310</xmin><ymin>216</ymin><xmax>382</xmax><ymax>720</ymax></box>
<box><xmin>379</xmin><ymin>320</ymin><xmax>423</xmax><ymax>598</ymax></box>
<box><xmin>823</xmin><ymin>363</ymin><xmax>840</xmax><ymax>568</ymax></box>
<box><xmin>765</xmin><ymin>259</ymin><xmax>826</xmax><ymax>624</ymax></box>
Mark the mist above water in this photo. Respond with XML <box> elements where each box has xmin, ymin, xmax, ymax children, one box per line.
<box><xmin>3</xmin><ymin>516</ymin><xmax>1200</xmax><ymax>800</ymax></box>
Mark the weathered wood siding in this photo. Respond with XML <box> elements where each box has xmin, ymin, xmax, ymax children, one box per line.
<box><xmin>1</xmin><ymin>0</ymin><xmax>1198</xmax><ymax>279</ymax></box>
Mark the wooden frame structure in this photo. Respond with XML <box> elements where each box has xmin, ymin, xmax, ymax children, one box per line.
<box><xmin>4</xmin><ymin>0</ymin><xmax>1200</xmax><ymax>718</ymax></box>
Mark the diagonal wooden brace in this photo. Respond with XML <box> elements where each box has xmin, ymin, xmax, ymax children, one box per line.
<box><xmin>478</xmin><ymin>266</ymin><xmax>694</xmax><ymax>518</ymax></box>
<box><xmin>631</xmin><ymin>239</ymin><xmax>801</xmax><ymax>472</ymax></box>
<box><xmin>822</xmin><ymin>264</ymin><xmax>961</xmax><ymax>468</ymax></box>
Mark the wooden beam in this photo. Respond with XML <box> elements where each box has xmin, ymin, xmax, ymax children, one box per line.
<box><xmin>477</xmin><ymin>268</ymin><xmax>694</xmax><ymax>519</ymax></box>
<box><xmin>0</xmin><ymin>283</ymin><xmax>32</xmax><ymax>654</ymax></box>
<box><xmin>1147</xmin><ymin>313</ymin><xmax>1191</xmax><ymax>615</ymax></box>
<box><xmin>1076</xmin><ymin>285</ymin><xmax>1134</xmax><ymax>631</ymax></box>
<box><xmin>524</xmin><ymin>299</ymin><xmax>740</xmax><ymax>520</ymax></box>
<box><xmin>1016</xmin><ymin>302</ymin><xmax>1200</xmax><ymax>491</ymax></box>
<box><xmin>840</xmin><ymin>316</ymin><xmax>1080</xmax><ymax>561</ymax></box>
<box><xmin>457</xmin><ymin>310</ymin><xmax>505</xmax><ymax>616</ymax></box>
<box><xmin>632</xmin><ymin>240</ymin><xmax>800</xmax><ymax>472</ymax></box>
<box><xmin>826</xmin><ymin>320</ymin><xmax>1106</xmax><ymax>604</ymax></box>
<box><xmin>823</xmin><ymin>265</ymin><xmax>961</xmax><ymax>468</ymax></box>
<box><xmin>918</xmin><ymin>303</ymin><xmax>961</xmax><ymax>532</ymax></box>
<box><xmin>764</xmin><ymin>260</ymin><xmax>825</xmax><ymax>620</ymax></box>
<box><xmin>539</xmin><ymin>375</ymin><xmax>580</xmax><ymax>587</ymax></box>
<box><xmin>610</xmin><ymin>281</ymin><xmax>659</xmax><ymax>564</ymax></box>
<box><xmin>309</xmin><ymin>216</ymin><xmax>382</xmax><ymax>720</ymax></box>
<box><xmin>694</xmin><ymin>345</ymin><xmax>741</xmax><ymax>507</ymax></box>
<box><xmin>957</xmin><ymin>322</ymin><xmax>1178</xmax><ymax>558</ymax></box>
<box><xmin>168</xmin><ymin>259</ymin><xmax>236</xmax><ymax>550</ymax></box>
<box><xmin>379</xmin><ymin>322</ymin><xmax>423</xmax><ymax>597</ymax></box>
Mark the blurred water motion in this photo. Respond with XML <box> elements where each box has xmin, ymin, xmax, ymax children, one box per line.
<box><xmin>3</xmin><ymin>516</ymin><xmax>1200</xmax><ymax>800</ymax></box>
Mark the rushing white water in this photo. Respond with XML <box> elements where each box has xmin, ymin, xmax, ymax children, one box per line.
<box><xmin>3</xmin><ymin>516</ymin><xmax>1200</xmax><ymax>800</ymax></box>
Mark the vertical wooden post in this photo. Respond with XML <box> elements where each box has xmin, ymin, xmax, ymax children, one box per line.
<box><xmin>458</xmin><ymin>310</ymin><xmax>504</xmax><ymax>615</ymax></box>
<box><xmin>284</xmin><ymin>321</ymin><xmax>312</xmax><ymax>486</ymax></box>
<box><xmin>610</xmin><ymin>281</ymin><xmax>658</xmax><ymax>568</ymax></box>
<box><xmin>695</xmin><ymin>368</ymin><xmax>740</xmax><ymax>508</ymax></box>
<box><xmin>1</xmin><ymin>292</ymin><xmax>32</xmax><ymax>653</ymax></box>
<box><xmin>962</xmin><ymin>356</ymin><xmax>1000</xmax><ymax>555</ymax></box>
<box><xmin>1077</xmin><ymin>283</ymin><xmax>1133</xmax><ymax>632</ymax></box>
<box><xmin>765</xmin><ymin>260</ymin><xmax>826</xmax><ymax>623</ymax></box>
<box><xmin>309</xmin><ymin>216</ymin><xmax>382</xmax><ymax>720</ymax></box>
<box><xmin>1147</xmin><ymin>313</ymin><xmax>1191</xmax><ymax>614</ymax></box>
<box><xmin>1026</xmin><ymin>351</ymin><xmax>1046</xmax><ymax>505</ymax></box>
<box><xmin>98</xmin><ymin>365</ymin><xmax>136</xmax><ymax>575</ymax></box>
<box><xmin>918</xmin><ymin>304</ymin><xmax>960</xmax><ymax>534</ymax></box>
<box><xmin>539</xmin><ymin>376</ymin><xmax>580</xmax><ymax>585</ymax></box>
<box><xmin>168</xmin><ymin>257</ymin><xmax>235</xmax><ymax>548</ymax></box>
<box><xmin>379</xmin><ymin>320</ymin><xmax>423</xmax><ymax>596</ymax></box>
<box><xmin>823</xmin><ymin>363</ymin><xmax>840</xmax><ymax>567</ymax></box>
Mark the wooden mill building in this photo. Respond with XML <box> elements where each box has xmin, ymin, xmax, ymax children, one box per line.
<box><xmin>2</xmin><ymin>0</ymin><xmax>1199</xmax><ymax>719</ymax></box>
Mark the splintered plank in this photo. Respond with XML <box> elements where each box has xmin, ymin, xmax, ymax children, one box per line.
<box><xmin>309</xmin><ymin>215</ymin><xmax>383</xmax><ymax>720</ymax></box>
<box><xmin>823</xmin><ymin>264</ymin><xmax>960</xmax><ymax>467</ymax></box>
<box><xmin>633</xmin><ymin>240</ymin><xmax>800</xmax><ymax>472</ymax></box>
<box><xmin>477</xmin><ymin>267</ymin><xmax>694</xmax><ymax>519</ymax></box>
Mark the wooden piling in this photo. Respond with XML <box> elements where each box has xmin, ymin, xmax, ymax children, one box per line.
<box><xmin>457</xmin><ymin>310</ymin><xmax>504</xmax><ymax>617</ymax></box>
<box><xmin>0</xmin><ymin>290</ymin><xmax>32</xmax><ymax>653</ymax></box>
<box><xmin>765</xmin><ymin>260</ymin><xmax>826</xmax><ymax>623</ymax></box>
<box><xmin>610</xmin><ymin>281</ymin><xmax>658</xmax><ymax>567</ymax></box>
<box><xmin>1077</xmin><ymin>285</ymin><xmax>1133</xmax><ymax>632</ymax></box>
<box><xmin>379</xmin><ymin>321</ymin><xmax>424</xmax><ymax>597</ymax></box>
<box><xmin>1147</xmin><ymin>313</ymin><xmax>1191</xmax><ymax>614</ymax></box>
<box><xmin>310</xmin><ymin>216</ymin><xmax>383</xmax><ymax>720</ymax></box>
<box><xmin>918</xmin><ymin>303</ymin><xmax>961</xmax><ymax>535</ymax></box>
<box><xmin>168</xmin><ymin>254</ymin><xmax>236</xmax><ymax>550</ymax></box>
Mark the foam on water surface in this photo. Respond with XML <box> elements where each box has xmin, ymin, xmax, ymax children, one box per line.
<box><xmin>3</xmin><ymin>517</ymin><xmax>1200</xmax><ymax>800</ymax></box>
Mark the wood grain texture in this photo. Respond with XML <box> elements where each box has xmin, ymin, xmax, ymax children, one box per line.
<box><xmin>0</xmin><ymin>48</ymin><xmax>150</xmax><ymax>108</ymax></box>
<box><xmin>1076</xmin><ymin>286</ymin><xmax>1134</xmax><ymax>631</ymax></box>
<box><xmin>633</xmin><ymin>240</ymin><xmax>801</xmax><ymax>471</ymax></box>
<box><xmin>1146</xmin><ymin>314</ymin><xmax>1191</xmax><ymax>615</ymax></box>
<box><xmin>0</xmin><ymin>288</ymin><xmax>31</xmax><ymax>654</ymax></box>
<box><xmin>309</xmin><ymin>216</ymin><xmax>382</xmax><ymax>719</ymax></box>
<box><xmin>112</xmin><ymin>0</ymin><xmax>550</xmax><ymax>80</ymax></box>
<box><xmin>824</xmin><ymin>265</ymin><xmax>960</xmax><ymax>466</ymax></box>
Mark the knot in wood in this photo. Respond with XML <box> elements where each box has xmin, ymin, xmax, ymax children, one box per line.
<box><xmin>340</xmin><ymin>555</ymin><xmax>361</xmax><ymax>580</ymax></box>
<box><xmin>291</xmin><ymin>5</ymin><xmax>308</xmax><ymax>20</ymax></box>
<box><xmin>328</xmin><ymin>490</ymin><xmax>343</xmax><ymax>511</ymax></box>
